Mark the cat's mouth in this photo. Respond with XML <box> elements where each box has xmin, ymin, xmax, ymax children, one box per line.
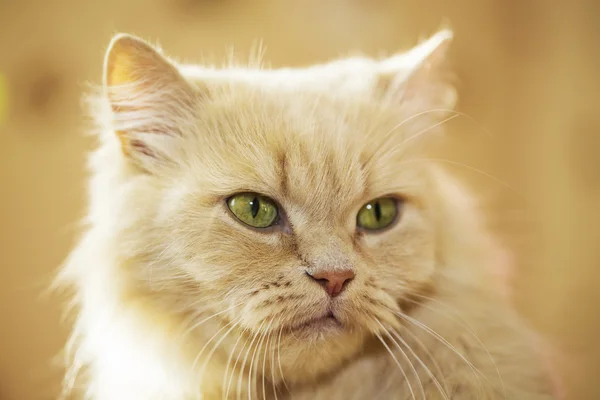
<box><xmin>287</xmin><ymin>311</ymin><xmax>342</xmax><ymax>334</ymax></box>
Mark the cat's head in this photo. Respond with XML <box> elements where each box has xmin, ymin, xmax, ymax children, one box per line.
<box><xmin>93</xmin><ymin>31</ymin><xmax>462</xmax><ymax>383</ymax></box>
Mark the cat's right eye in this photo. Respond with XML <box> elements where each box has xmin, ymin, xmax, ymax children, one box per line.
<box><xmin>356</xmin><ymin>197</ymin><xmax>399</xmax><ymax>232</ymax></box>
<box><xmin>227</xmin><ymin>193</ymin><xmax>279</xmax><ymax>229</ymax></box>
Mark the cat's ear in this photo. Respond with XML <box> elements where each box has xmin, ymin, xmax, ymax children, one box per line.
<box><xmin>377</xmin><ymin>29</ymin><xmax>457</xmax><ymax>114</ymax></box>
<box><xmin>103</xmin><ymin>33</ymin><xmax>200</xmax><ymax>171</ymax></box>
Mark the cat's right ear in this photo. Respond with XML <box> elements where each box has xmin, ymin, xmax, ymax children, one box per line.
<box><xmin>103</xmin><ymin>33</ymin><xmax>200</xmax><ymax>172</ymax></box>
<box><xmin>376</xmin><ymin>29</ymin><xmax>457</xmax><ymax>116</ymax></box>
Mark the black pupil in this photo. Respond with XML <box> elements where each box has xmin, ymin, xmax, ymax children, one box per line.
<box><xmin>251</xmin><ymin>197</ymin><xmax>260</xmax><ymax>218</ymax></box>
<box><xmin>374</xmin><ymin>201</ymin><xmax>382</xmax><ymax>221</ymax></box>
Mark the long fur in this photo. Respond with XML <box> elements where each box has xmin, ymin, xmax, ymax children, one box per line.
<box><xmin>55</xmin><ymin>31</ymin><xmax>559</xmax><ymax>399</ymax></box>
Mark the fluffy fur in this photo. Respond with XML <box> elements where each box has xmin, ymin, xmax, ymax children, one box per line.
<box><xmin>56</xmin><ymin>30</ymin><xmax>558</xmax><ymax>399</ymax></box>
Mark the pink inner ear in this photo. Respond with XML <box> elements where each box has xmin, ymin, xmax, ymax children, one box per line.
<box><xmin>490</xmin><ymin>248</ymin><xmax>566</xmax><ymax>399</ymax></box>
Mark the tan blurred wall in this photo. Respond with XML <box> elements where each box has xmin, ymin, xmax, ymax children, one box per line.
<box><xmin>0</xmin><ymin>0</ymin><xmax>598</xmax><ymax>399</ymax></box>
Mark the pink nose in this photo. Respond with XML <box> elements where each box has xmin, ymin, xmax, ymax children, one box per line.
<box><xmin>307</xmin><ymin>269</ymin><xmax>355</xmax><ymax>297</ymax></box>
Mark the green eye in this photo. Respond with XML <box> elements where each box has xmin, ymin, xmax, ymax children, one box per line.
<box><xmin>356</xmin><ymin>197</ymin><xmax>398</xmax><ymax>231</ymax></box>
<box><xmin>227</xmin><ymin>193</ymin><xmax>279</xmax><ymax>228</ymax></box>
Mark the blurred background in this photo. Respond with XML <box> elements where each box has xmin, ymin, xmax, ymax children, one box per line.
<box><xmin>0</xmin><ymin>0</ymin><xmax>598</xmax><ymax>399</ymax></box>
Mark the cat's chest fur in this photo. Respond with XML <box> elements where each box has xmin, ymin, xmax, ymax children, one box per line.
<box><xmin>287</xmin><ymin>324</ymin><xmax>554</xmax><ymax>400</ymax></box>
<box><xmin>78</xmin><ymin>294</ymin><xmax>554</xmax><ymax>400</ymax></box>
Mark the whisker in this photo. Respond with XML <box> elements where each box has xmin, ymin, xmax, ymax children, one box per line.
<box><xmin>381</xmin><ymin>109</ymin><xmax>457</xmax><ymax>141</ymax></box>
<box><xmin>248</xmin><ymin>318</ymin><xmax>272</xmax><ymax>400</ymax></box>
<box><xmin>235</xmin><ymin>334</ymin><xmax>254</xmax><ymax>400</ymax></box>
<box><xmin>397</xmin><ymin>113</ymin><xmax>460</xmax><ymax>149</ymax></box>
<box><xmin>276</xmin><ymin>325</ymin><xmax>291</xmax><ymax>394</ymax></box>
<box><xmin>391</xmin><ymin>308</ymin><xmax>488</xmax><ymax>394</ymax></box>
<box><xmin>372</xmin><ymin>321</ymin><xmax>416</xmax><ymax>400</ymax></box>
<box><xmin>191</xmin><ymin>317</ymin><xmax>238</xmax><ymax>373</ymax></box>
<box><xmin>269</xmin><ymin>316</ymin><xmax>281</xmax><ymax>400</ymax></box>
<box><xmin>381</xmin><ymin>108</ymin><xmax>494</xmax><ymax>144</ymax></box>
<box><xmin>224</xmin><ymin>327</ymin><xmax>249</xmax><ymax>400</ymax></box>
<box><xmin>375</xmin><ymin>109</ymin><xmax>462</xmax><ymax>160</ymax></box>
<box><xmin>262</xmin><ymin>318</ymin><xmax>276</xmax><ymax>400</ymax></box>
<box><xmin>395</xmin><ymin>323</ymin><xmax>450</xmax><ymax>398</ymax></box>
<box><xmin>404</xmin><ymin>157</ymin><xmax>522</xmax><ymax>197</ymax></box>
<box><xmin>375</xmin><ymin>319</ymin><xmax>424</xmax><ymax>400</ymax></box>
<box><xmin>197</xmin><ymin>318</ymin><xmax>243</xmax><ymax>381</ymax></box>
<box><xmin>408</xmin><ymin>293</ymin><xmax>507</xmax><ymax>399</ymax></box>
<box><xmin>389</xmin><ymin>328</ymin><xmax>449</xmax><ymax>400</ymax></box>
<box><xmin>181</xmin><ymin>302</ymin><xmax>243</xmax><ymax>340</ymax></box>
<box><xmin>361</xmin><ymin>109</ymin><xmax>458</xmax><ymax>167</ymax></box>
<box><xmin>237</xmin><ymin>320</ymin><xmax>266</xmax><ymax>400</ymax></box>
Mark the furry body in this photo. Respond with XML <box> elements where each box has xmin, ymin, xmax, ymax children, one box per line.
<box><xmin>58</xmin><ymin>31</ymin><xmax>557</xmax><ymax>399</ymax></box>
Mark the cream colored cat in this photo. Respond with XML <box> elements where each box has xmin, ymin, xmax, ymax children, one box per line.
<box><xmin>57</xmin><ymin>30</ymin><xmax>560</xmax><ymax>399</ymax></box>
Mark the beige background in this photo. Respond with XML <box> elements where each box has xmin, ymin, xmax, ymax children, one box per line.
<box><xmin>1</xmin><ymin>0</ymin><xmax>598</xmax><ymax>399</ymax></box>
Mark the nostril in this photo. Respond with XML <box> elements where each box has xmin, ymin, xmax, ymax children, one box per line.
<box><xmin>315</xmin><ymin>278</ymin><xmax>329</xmax><ymax>288</ymax></box>
<box><xmin>342</xmin><ymin>275</ymin><xmax>354</xmax><ymax>288</ymax></box>
<box><xmin>305</xmin><ymin>271</ymin><xmax>328</xmax><ymax>286</ymax></box>
<box><xmin>306</xmin><ymin>269</ymin><xmax>355</xmax><ymax>297</ymax></box>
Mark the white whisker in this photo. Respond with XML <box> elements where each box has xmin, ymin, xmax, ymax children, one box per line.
<box><xmin>389</xmin><ymin>328</ymin><xmax>449</xmax><ymax>400</ymax></box>
<box><xmin>375</xmin><ymin>319</ymin><xmax>424</xmax><ymax>400</ymax></box>
<box><xmin>262</xmin><ymin>318</ymin><xmax>276</xmax><ymax>400</ymax></box>
<box><xmin>395</xmin><ymin>322</ymin><xmax>450</xmax><ymax>398</ymax></box>
<box><xmin>402</xmin><ymin>157</ymin><xmax>522</xmax><ymax>197</ymax></box>
<box><xmin>409</xmin><ymin>293</ymin><xmax>507</xmax><ymax>399</ymax></box>
<box><xmin>197</xmin><ymin>318</ymin><xmax>242</xmax><ymax>381</ymax></box>
<box><xmin>237</xmin><ymin>320</ymin><xmax>266</xmax><ymax>400</ymax></box>
<box><xmin>373</xmin><ymin>324</ymin><xmax>416</xmax><ymax>400</ymax></box>
<box><xmin>191</xmin><ymin>317</ymin><xmax>238</xmax><ymax>373</ymax></box>
<box><xmin>248</xmin><ymin>318</ymin><xmax>272</xmax><ymax>400</ymax></box>
<box><xmin>276</xmin><ymin>325</ymin><xmax>291</xmax><ymax>394</ymax></box>
<box><xmin>381</xmin><ymin>108</ymin><xmax>493</xmax><ymax>144</ymax></box>
<box><xmin>269</xmin><ymin>316</ymin><xmax>281</xmax><ymax>400</ymax></box>
<box><xmin>391</xmin><ymin>308</ymin><xmax>488</xmax><ymax>394</ymax></box>
<box><xmin>224</xmin><ymin>327</ymin><xmax>249</xmax><ymax>400</ymax></box>
<box><xmin>260</xmin><ymin>319</ymin><xmax>275</xmax><ymax>400</ymax></box>
<box><xmin>181</xmin><ymin>302</ymin><xmax>242</xmax><ymax>340</ymax></box>
<box><xmin>381</xmin><ymin>109</ymin><xmax>455</xmax><ymax>141</ymax></box>
<box><xmin>396</xmin><ymin>114</ymin><xmax>459</xmax><ymax>148</ymax></box>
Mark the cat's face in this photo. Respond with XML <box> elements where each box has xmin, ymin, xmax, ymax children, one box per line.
<box><xmin>99</xmin><ymin>32</ymin><xmax>456</xmax><ymax>382</ymax></box>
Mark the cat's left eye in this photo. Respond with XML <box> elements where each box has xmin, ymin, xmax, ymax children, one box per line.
<box><xmin>227</xmin><ymin>193</ymin><xmax>279</xmax><ymax>229</ymax></box>
<box><xmin>356</xmin><ymin>197</ymin><xmax>399</xmax><ymax>231</ymax></box>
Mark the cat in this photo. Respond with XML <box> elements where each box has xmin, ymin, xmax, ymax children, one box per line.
<box><xmin>56</xmin><ymin>29</ymin><xmax>561</xmax><ymax>399</ymax></box>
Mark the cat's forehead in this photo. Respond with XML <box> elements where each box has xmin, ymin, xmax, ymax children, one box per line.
<box><xmin>196</xmin><ymin>91</ymin><xmax>368</xmax><ymax>205</ymax></box>
<box><xmin>190</xmin><ymin>85</ymin><xmax>418</xmax><ymax>219</ymax></box>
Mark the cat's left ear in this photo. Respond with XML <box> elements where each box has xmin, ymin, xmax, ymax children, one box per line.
<box><xmin>103</xmin><ymin>33</ymin><xmax>201</xmax><ymax>172</ymax></box>
<box><xmin>377</xmin><ymin>29</ymin><xmax>457</xmax><ymax>114</ymax></box>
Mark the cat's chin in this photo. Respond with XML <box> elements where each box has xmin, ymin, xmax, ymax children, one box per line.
<box><xmin>284</xmin><ymin>312</ymin><xmax>343</xmax><ymax>339</ymax></box>
<box><xmin>276</xmin><ymin>326</ymin><xmax>367</xmax><ymax>385</ymax></box>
